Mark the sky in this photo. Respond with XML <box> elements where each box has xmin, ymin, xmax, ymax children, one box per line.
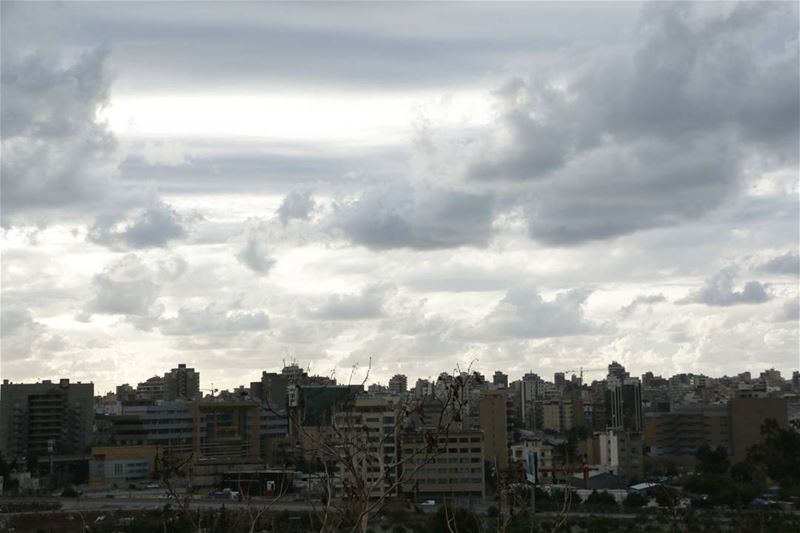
<box><xmin>1</xmin><ymin>1</ymin><xmax>798</xmax><ymax>394</ymax></box>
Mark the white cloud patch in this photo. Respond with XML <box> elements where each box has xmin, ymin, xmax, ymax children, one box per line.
<box><xmin>88</xmin><ymin>200</ymin><xmax>187</xmax><ymax>249</ymax></box>
<box><xmin>159</xmin><ymin>305</ymin><xmax>269</xmax><ymax>336</ymax></box>
<box><xmin>334</xmin><ymin>182</ymin><xmax>495</xmax><ymax>250</ymax></box>
<box><xmin>679</xmin><ymin>267</ymin><xmax>770</xmax><ymax>307</ymax></box>
<box><xmin>759</xmin><ymin>250</ymin><xmax>799</xmax><ymax>275</ymax></box>
<box><xmin>309</xmin><ymin>284</ymin><xmax>396</xmax><ymax>321</ymax></box>
<box><xmin>619</xmin><ymin>293</ymin><xmax>667</xmax><ymax>317</ymax></box>
<box><xmin>482</xmin><ymin>286</ymin><xmax>595</xmax><ymax>339</ymax></box>
<box><xmin>236</xmin><ymin>234</ymin><xmax>276</xmax><ymax>276</ymax></box>
<box><xmin>86</xmin><ymin>254</ymin><xmax>162</xmax><ymax>317</ymax></box>
<box><xmin>277</xmin><ymin>190</ymin><xmax>315</xmax><ymax>225</ymax></box>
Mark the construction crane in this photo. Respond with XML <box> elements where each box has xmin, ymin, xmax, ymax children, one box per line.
<box><xmin>562</xmin><ymin>367</ymin><xmax>606</xmax><ymax>382</ymax></box>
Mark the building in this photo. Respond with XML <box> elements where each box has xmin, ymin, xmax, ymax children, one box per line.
<box><xmin>0</xmin><ymin>379</ymin><xmax>94</xmax><ymax>462</ymax></box>
<box><xmin>729</xmin><ymin>396</ymin><xmax>789</xmax><ymax>462</ymax></box>
<box><xmin>250</xmin><ymin>371</ymin><xmax>290</xmax><ymax>410</ymax></box>
<box><xmin>605</xmin><ymin>376</ymin><xmax>643</xmax><ymax>433</ymax></box>
<box><xmin>334</xmin><ymin>397</ymin><xmax>398</xmax><ymax>499</ymax></box>
<box><xmin>515</xmin><ymin>372</ymin><xmax>543</xmax><ymax>431</ymax></box>
<box><xmin>400</xmin><ymin>431</ymin><xmax>485</xmax><ymax>505</ymax></box>
<box><xmin>479</xmin><ymin>390</ymin><xmax>508</xmax><ymax>467</ymax></box>
<box><xmin>597</xmin><ymin>429</ymin><xmax>644</xmax><ymax>481</ymax></box>
<box><xmin>164</xmin><ymin>364</ymin><xmax>200</xmax><ymax>401</ymax></box>
<box><xmin>493</xmin><ymin>371</ymin><xmax>508</xmax><ymax>389</ymax></box>
<box><xmin>542</xmin><ymin>400</ymin><xmax>574</xmax><ymax>434</ymax></box>
<box><xmin>135</xmin><ymin>376</ymin><xmax>165</xmax><ymax>401</ymax></box>
<box><xmin>388</xmin><ymin>374</ymin><xmax>408</xmax><ymax>394</ymax></box>
<box><xmin>193</xmin><ymin>400</ymin><xmax>261</xmax><ymax>461</ymax></box>
<box><xmin>644</xmin><ymin>404</ymin><xmax>731</xmax><ymax>459</ymax></box>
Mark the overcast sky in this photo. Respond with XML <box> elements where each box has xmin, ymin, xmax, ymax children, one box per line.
<box><xmin>1</xmin><ymin>1</ymin><xmax>798</xmax><ymax>394</ymax></box>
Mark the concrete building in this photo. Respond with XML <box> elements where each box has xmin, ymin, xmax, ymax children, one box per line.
<box><xmin>479</xmin><ymin>390</ymin><xmax>508</xmax><ymax>468</ymax></box>
<box><xmin>0</xmin><ymin>379</ymin><xmax>94</xmax><ymax>462</ymax></box>
<box><xmin>605</xmin><ymin>376</ymin><xmax>643</xmax><ymax>433</ymax></box>
<box><xmin>729</xmin><ymin>396</ymin><xmax>789</xmax><ymax>462</ymax></box>
<box><xmin>250</xmin><ymin>371</ymin><xmax>290</xmax><ymax>410</ymax></box>
<box><xmin>388</xmin><ymin>374</ymin><xmax>408</xmax><ymax>394</ymax></box>
<box><xmin>135</xmin><ymin>376</ymin><xmax>165</xmax><ymax>401</ymax></box>
<box><xmin>542</xmin><ymin>400</ymin><xmax>574</xmax><ymax>434</ymax></box>
<box><xmin>164</xmin><ymin>364</ymin><xmax>200</xmax><ymax>401</ymax></box>
<box><xmin>401</xmin><ymin>431</ymin><xmax>485</xmax><ymax>505</ymax></box>
<box><xmin>493</xmin><ymin>371</ymin><xmax>508</xmax><ymax>389</ymax></box>
<box><xmin>597</xmin><ymin>429</ymin><xmax>644</xmax><ymax>481</ymax></box>
<box><xmin>644</xmin><ymin>404</ymin><xmax>731</xmax><ymax>458</ymax></box>
<box><xmin>334</xmin><ymin>397</ymin><xmax>398</xmax><ymax>499</ymax></box>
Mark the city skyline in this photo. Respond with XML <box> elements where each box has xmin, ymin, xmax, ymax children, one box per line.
<box><xmin>2</xmin><ymin>1</ymin><xmax>798</xmax><ymax>395</ymax></box>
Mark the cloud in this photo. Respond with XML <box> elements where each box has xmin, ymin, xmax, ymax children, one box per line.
<box><xmin>461</xmin><ymin>1</ymin><xmax>798</xmax><ymax>245</ymax></box>
<box><xmin>309</xmin><ymin>284</ymin><xmax>395</xmax><ymax>320</ymax></box>
<box><xmin>156</xmin><ymin>255</ymin><xmax>188</xmax><ymax>282</ymax></box>
<box><xmin>759</xmin><ymin>250</ymin><xmax>799</xmax><ymax>275</ymax></box>
<box><xmin>159</xmin><ymin>305</ymin><xmax>270</xmax><ymax>336</ymax></box>
<box><xmin>277</xmin><ymin>190</ymin><xmax>315</xmax><ymax>225</ymax></box>
<box><xmin>0</xmin><ymin>307</ymin><xmax>67</xmax><ymax>361</ymax></box>
<box><xmin>679</xmin><ymin>267</ymin><xmax>770</xmax><ymax>307</ymax></box>
<box><xmin>334</xmin><ymin>183</ymin><xmax>495</xmax><ymax>250</ymax></box>
<box><xmin>236</xmin><ymin>234</ymin><xmax>276</xmax><ymax>275</ymax></box>
<box><xmin>1</xmin><ymin>47</ymin><xmax>119</xmax><ymax>223</ymax></box>
<box><xmin>772</xmin><ymin>298</ymin><xmax>799</xmax><ymax>323</ymax></box>
<box><xmin>482</xmin><ymin>286</ymin><xmax>595</xmax><ymax>338</ymax></box>
<box><xmin>88</xmin><ymin>200</ymin><xmax>187</xmax><ymax>249</ymax></box>
<box><xmin>86</xmin><ymin>254</ymin><xmax>161</xmax><ymax>316</ymax></box>
<box><xmin>619</xmin><ymin>294</ymin><xmax>667</xmax><ymax>317</ymax></box>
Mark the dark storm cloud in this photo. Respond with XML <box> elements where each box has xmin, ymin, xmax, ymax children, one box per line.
<box><xmin>482</xmin><ymin>287</ymin><xmax>595</xmax><ymax>339</ymax></box>
<box><xmin>309</xmin><ymin>285</ymin><xmax>395</xmax><ymax>321</ymax></box>
<box><xmin>277</xmin><ymin>190</ymin><xmax>315</xmax><ymax>225</ymax></box>
<box><xmin>466</xmin><ymin>1</ymin><xmax>798</xmax><ymax>245</ymax></box>
<box><xmin>0</xmin><ymin>47</ymin><xmax>116</xmax><ymax>221</ymax></box>
<box><xmin>88</xmin><ymin>200</ymin><xmax>187</xmax><ymax>249</ymax></box>
<box><xmin>679</xmin><ymin>267</ymin><xmax>770</xmax><ymax>307</ymax></box>
<box><xmin>759</xmin><ymin>251</ymin><xmax>800</xmax><ymax>275</ymax></box>
<box><xmin>334</xmin><ymin>183</ymin><xmax>495</xmax><ymax>250</ymax></box>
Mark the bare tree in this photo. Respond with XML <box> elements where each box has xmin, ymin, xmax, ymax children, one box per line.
<box><xmin>282</xmin><ymin>358</ymin><xmax>482</xmax><ymax>533</ymax></box>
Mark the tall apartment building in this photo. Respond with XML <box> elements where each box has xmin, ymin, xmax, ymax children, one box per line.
<box><xmin>598</xmin><ymin>429</ymin><xmax>644</xmax><ymax>481</ymax></box>
<box><xmin>515</xmin><ymin>372</ymin><xmax>543</xmax><ymax>430</ymax></box>
<box><xmin>479</xmin><ymin>389</ymin><xmax>508</xmax><ymax>467</ymax></box>
<box><xmin>493</xmin><ymin>371</ymin><xmax>508</xmax><ymax>389</ymax></box>
<box><xmin>400</xmin><ymin>431</ymin><xmax>485</xmax><ymax>506</ymax></box>
<box><xmin>136</xmin><ymin>376</ymin><xmax>165</xmax><ymax>401</ymax></box>
<box><xmin>334</xmin><ymin>397</ymin><xmax>398</xmax><ymax>499</ymax></box>
<box><xmin>0</xmin><ymin>379</ymin><xmax>94</xmax><ymax>461</ymax></box>
<box><xmin>250</xmin><ymin>371</ymin><xmax>290</xmax><ymax>410</ymax></box>
<box><xmin>388</xmin><ymin>374</ymin><xmax>408</xmax><ymax>394</ymax></box>
<box><xmin>164</xmin><ymin>364</ymin><xmax>200</xmax><ymax>401</ymax></box>
<box><xmin>542</xmin><ymin>400</ymin><xmax>574</xmax><ymax>434</ymax></box>
<box><xmin>605</xmin><ymin>376</ymin><xmax>643</xmax><ymax>433</ymax></box>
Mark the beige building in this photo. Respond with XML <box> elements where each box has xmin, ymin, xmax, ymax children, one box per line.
<box><xmin>542</xmin><ymin>401</ymin><xmax>574</xmax><ymax>434</ymax></box>
<box><xmin>597</xmin><ymin>429</ymin><xmax>644</xmax><ymax>481</ymax></box>
<box><xmin>333</xmin><ymin>397</ymin><xmax>398</xmax><ymax>499</ymax></box>
<box><xmin>400</xmin><ymin>431</ymin><xmax>485</xmax><ymax>505</ymax></box>
<box><xmin>479</xmin><ymin>390</ymin><xmax>508</xmax><ymax>467</ymax></box>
